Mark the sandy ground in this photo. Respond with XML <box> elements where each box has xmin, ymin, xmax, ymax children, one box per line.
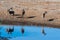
<box><xmin>0</xmin><ymin>0</ymin><xmax>60</xmax><ymax>28</ymax></box>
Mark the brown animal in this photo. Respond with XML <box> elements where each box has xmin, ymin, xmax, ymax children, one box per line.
<box><xmin>22</xmin><ymin>9</ymin><xmax>25</xmax><ymax>17</ymax></box>
<box><xmin>43</xmin><ymin>11</ymin><xmax>47</xmax><ymax>18</ymax></box>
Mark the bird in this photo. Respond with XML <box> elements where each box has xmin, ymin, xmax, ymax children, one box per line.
<box><xmin>43</xmin><ymin>11</ymin><xmax>47</xmax><ymax>18</ymax></box>
<box><xmin>8</xmin><ymin>8</ymin><xmax>15</xmax><ymax>16</ymax></box>
<box><xmin>22</xmin><ymin>9</ymin><xmax>25</xmax><ymax>18</ymax></box>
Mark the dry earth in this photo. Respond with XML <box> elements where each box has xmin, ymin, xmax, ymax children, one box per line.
<box><xmin>0</xmin><ymin>0</ymin><xmax>60</xmax><ymax>28</ymax></box>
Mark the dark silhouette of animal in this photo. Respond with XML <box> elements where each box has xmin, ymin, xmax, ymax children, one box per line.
<box><xmin>48</xmin><ymin>19</ymin><xmax>54</xmax><ymax>21</ymax></box>
<box><xmin>43</xmin><ymin>11</ymin><xmax>47</xmax><ymax>18</ymax></box>
<box><xmin>21</xmin><ymin>28</ymin><xmax>24</xmax><ymax>35</ymax></box>
<box><xmin>8</xmin><ymin>8</ymin><xmax>15</xmax><ymax>16</ymax></box>
<box><xmin>6</xmin><ymin>27</ymin><xmax>14</xmax><ymax>34</ymax></box>
<box><xmin>42</xmin><ymin>29</ymin><xmax>46</xmax><ymax>35</ymax></box>
<box><xmin>22</xmin><ymin>9</ymin><xmax>25</xmax><ymax>17</ymax></box>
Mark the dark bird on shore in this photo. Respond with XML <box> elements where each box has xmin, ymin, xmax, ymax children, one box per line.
<box><xmin>6</xmin><ymin>27</ymin><xmax>14</xmax><ymax>34</ymax></box>
<box><xmin>8</xmin><ymin>8</ymin><xmax>15</xmax><ymax>16</ymax></box>
<box><xmin>43</xmin><ymin>11</ymin><xmax>47</xmax><ymax>18</ymax></box>
<box><xmin>22</xmin><ymin>9</ymin><xmax>25</xmax><ymax>17</ymax></box>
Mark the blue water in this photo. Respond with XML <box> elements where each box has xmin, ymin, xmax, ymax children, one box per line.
<box><xmin>0</xmin><ymin>25</ymin><xmax>60</xmax><ymax>40</ymax></box>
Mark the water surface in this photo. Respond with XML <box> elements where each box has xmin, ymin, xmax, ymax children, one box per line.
<box><xmin>0</xmin><ymin>25</ymin><xmax>60</xmax><ymax>40</ymax></box>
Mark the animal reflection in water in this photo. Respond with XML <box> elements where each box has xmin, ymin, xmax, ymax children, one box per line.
<box><xmin>6</xmin><ymin>27</ymin><xmax>25</xmax><ymax>35</ymax></box>
<box><xmin>42</xmin><ymin>27</ymin><xmax>46</xmax><ymax>35</ymax></box>
<box><xmin>21</xmin><ymin>28</ymin><xmax>25</xmax><ymax>35</ymax></box>
<box><xmin>6</xmin><ymin>27</ymin><xmax>14</xmax><ymax>34</ymax></box>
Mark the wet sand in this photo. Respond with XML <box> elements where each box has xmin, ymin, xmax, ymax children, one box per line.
<box><xmin>0</xmin><ymin>0</ymin><xmax>60</xmax><ymax>28</ymax></box>
<box><xmin>0</xmin><ymin>20</ymin><xmax>60</xmax><ymax>28</ymax></box>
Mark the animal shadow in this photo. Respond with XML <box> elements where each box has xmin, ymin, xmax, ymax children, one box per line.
<box><xmin>16</xmin><ymin>16</ymin><xmax>36</xmax><ymax>19</ymax></box>
<box><xmin>13</xmin><ymin>14</ymin><xmax>21</xmax><ymax>16</ymax></box>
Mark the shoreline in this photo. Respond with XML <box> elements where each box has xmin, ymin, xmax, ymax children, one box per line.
<box><xmin>0</xmin><ymin>20</ymin><xmax>60</xmax><ymax>28</ymax></box>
